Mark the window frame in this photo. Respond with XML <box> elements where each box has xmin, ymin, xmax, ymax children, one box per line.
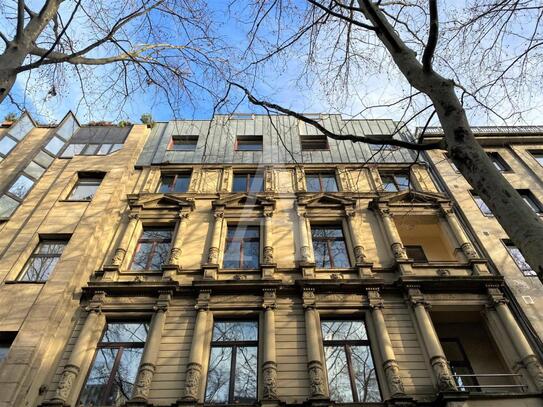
<box><xmin>517</xmin><ymin>189</ymin><xmax>543</xmax><ymax>214</ymax></box>
<box><xmin>379</xmin><ymin>172</ymin><xmax>411</xmax><ymax>192</ymax></box>
<box><xmin>129</xmin><ymin>227</ymin><xmax>173</xmax><ymax>271</ymax></box>
<box><xmin>440</xmin><ymin>338</ymin><xmax>479</xmax><ymax>392</ymax></box>
<box><xmin>223</xmin><ymin>225</ymin><xmax>260</xmax><ymax>269</ymax></box>
<box><xmin>470</xmin><ymin>191</ymin><xmax>493</xmax><ymax>216</ymax></box>
<box><xmin>231</xmin><ymin>172</ymin><xmax>264</xmax><ymax>193</ymax></box>
<box><xmin>529</xmin><ymin>150</ymin><xmax>543</xmax><ymax>167</ymax></box>
<box><xmin>487</xmin><ymin>152</ymin><xmax>511</xmax><ymax>172</ymax></box>
<box><xmin>235</xmin><ymin>135</ymin><xmax>263</xmax><ymax>151</ymax></box>
<box><xmin>503</xmin><ymin>239</ymin><xmax>536</xmax><ymax>276</ymax></box>
<box><xmin>204</xmin><ymin>319</ymin><xmax>259</xmax><ymax>405</ymax></box>
<box><xmin>168</xmin><ymin>135</ymin><xmax>199</xmax><ymax>151</ymax></box>
<box><xmin>157</xmin><ymin>172</ymin><xmax>192</xmax><ymax>193</ymax></box>
<box><xmin>311</xmin><ymin>224</ymin><xmax>351</xmax><ymax>268</ymax></box>
<box><xmin>67</xmin><ymin>173</ymin><xmax>105</xmax><ymax>201</ymax></box>
<box><xmin>17</xmin><ymin>238</ymin><xmax>69</xmax><ymax>282</ymax></box>
<box><xmin>404</xmin><ymin>245</ymin><xmax>428</xmax><ymax>263</ymax></box>
<box><xmin>305</xmin><ymin>172</ymin><xmax>339</xmax><ymax>193</ymax></box>
<box><xmin>300</xmin><ymin>134</ymin><xmax>329</xmax><ymax>151</ymax></box>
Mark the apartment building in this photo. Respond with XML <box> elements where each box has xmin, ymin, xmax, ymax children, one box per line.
<box><xmin>0</xmin><ymin>114</ymin><xmax>542</xmax><ymax>407</ymax></box>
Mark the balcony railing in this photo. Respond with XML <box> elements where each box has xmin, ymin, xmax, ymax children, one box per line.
<box><xmin>453</xmin><ymin>373</ymin><xmax>527</xmax><ymax>393</ymax></box>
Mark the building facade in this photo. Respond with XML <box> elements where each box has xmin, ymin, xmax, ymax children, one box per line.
<box><xmin>0</xmin><ymin>114</ymin><xmax>542</xmax><ymax>407</ymax></box>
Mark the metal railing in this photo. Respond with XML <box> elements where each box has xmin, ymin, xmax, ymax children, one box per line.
<box><xmin>452</xmin><ymin>373</ymin><xmax>528</xmax><ymax>393</ymax></box>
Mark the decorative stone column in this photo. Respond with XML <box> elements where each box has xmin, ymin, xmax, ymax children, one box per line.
<box><xmin>367</xmin><ymin>289</ymin><xmax>407</xmax><ymax>399</ymax></box>
<box><xmin>297</xmin><ymin>206</ymin><xmax>315</xmax><ymax>278</ymax></box>
<box><xmin>103</xmin><ymin>212</ymin><xmax>140</xmax><ymax>280</ymax></box>
<box><xmin>262</xmin><ymin>289</ymin><xmax>278</xmax><ymax>400</ymax></box>
<box><xmin>346</xmin><ymin>208</ymin><xmax>373</xmax><ymax>277</ymax></box>
<box><xmin>379</xmin><ymin>208</ymin><xmax>412</xmax><ymax>274</ymax></box>
<box><xmin>262</xmin><ymin>207</ymin><xmax>277</xmax><ymax>279</ymax></box>
<box><xmin>441</xmin><ymin>207</ymin><xmax>489</xmax><ymax>275</ymax></box>
<box><xmin>184</xmin><ymin>291</ymin><xmax>211</xmax><ymax>401</ymax></box>
<box><xmin>51</xmin><ymin>294</ymin><xmax>106</xmax><ymax>404</ymax></box>
<box><xmin>302</xmin><ymin>288</ymin><xmax>328</xmax><ymax>399</ymax></box>
<box><xmin>408</xmin><ymin>287</ymin><xmax>457</xmax><ymax>392</ymax></box>
<box><xmin>203</xmin><ymin>208</ymin><xmax>224</xmax><ymax>280</ymax></box>
<box><xmin>163</xmin><ymin>210</ymin><xmax>190</xmax><ymax>279</ymax></box>
<box><xmin>488</xmin><ymin>287</ymin><xmax>543</xmax><ymax>392</ymax></box>
<box><xmin>131</xmin><ymin>292</ymin><xmax>171</xmax><ymax>401</ymax></box>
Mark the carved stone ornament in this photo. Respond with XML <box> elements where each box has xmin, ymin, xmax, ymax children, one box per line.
<box><xmin>354</xmin><ymin>245</ymin><xmax>366</xmax><ymax>264</ymax></box>
<box><xmin>265</xmin><ymin>167</ymin><xmax>274</xmax><ymax>192</ymax></box>
<box><xmin>263</xmin><ymin>361</ymin><xmax>278</xmax><ymax>399</ymax></box>
<box><xmin>169</xmin><ymin>247</ymin><xmax>182</xmax><ymax>264</ymax></box>
<box><xmin>302</xmin><ymin>288</ymin><xmax>316</xmax><ymax>308</ymax></box>
<box><xmin>308</xmin><ymin>360</ymin><xmax>328</xmax><ymax>398</ymax></box>
<box><xmin>184</xmin><ymin>362</ymin><xmax>202</xmax><ymax>400</ymax></box>
<box><xmin>383</xmin><ymin>360</ymin><xmax>406</xmax><ymax>397</ymax></box>
<box><xmin>391</xmin><ymin>242</ymin><xmax>407</xmax><ymax>259</ymax></box>
<box><xmin>53</xmin><ymin>364</ymin><xmax>79</xmax><ymax>401</ymax></box>
<box><xmin>431</xmin><ymin>356</ymin><xmax>457</xmax><ymax>392</ymax></box>
<box><xmin>111</xmin><ymin>247</ymin><xmax>126</xmax><ymax>266</ymax></box>
<box><xmin>263</xmin><ymin>246</ymin><xmax>274</xmax><ymax>264</ymax></box>
<box><xmin>222</xmin><ymin>167</ymin><xmax>232</xmax><ymax>192</ymax></box>
<box><xmin>301</xmin><ymin>245</ymin><xmax>311</xmax><ymax>262</ymax></box>
<box><xmin>262</xmin><ymin>289</ymin><xmax>277</xmax><ymax>309</ymax></box>
<box><xmin>461</xmin><ymin>242</ymin><xmax>478</xmax><ymax>259</ymax></box>
<box><xmin>523</xmin><ymin>354</ymin><xmax>543</xmax><ymax>391</ymax></box>
<box><xmin>208</xmin><ymin>246</ymin><xmax>219</xmax><ymax>264</ymax></box>
<box><xmin>132</xmin><ymin>363</ymin><xmax>155</xmax><ymax>400</ymax></box>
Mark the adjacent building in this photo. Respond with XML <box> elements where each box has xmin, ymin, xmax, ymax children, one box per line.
<box><xmin>0</xmin><ymin>113</ymin><xmax>542</xmax><ymax>407</ymax></box>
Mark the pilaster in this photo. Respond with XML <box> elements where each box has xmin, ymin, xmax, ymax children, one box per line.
<box><xmin>346</xmin><ymin>207</ymin><xmax>373</xmax><ymax>278</ymax></box>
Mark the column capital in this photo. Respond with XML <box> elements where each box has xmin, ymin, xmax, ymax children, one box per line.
<box><xmin>407</xmin><ymin>286</ymin><xmax>430</xmax><ymax>309</ymax></box>
<box><xmin>213</xmin><ymin>209</ymin><xmax>224</xmax><ymax>219</ymax></box>
<box><xmin>128</xmin><ymin>212</ymin><xmax>140</xmax><ymax>221</ymax></box>
<box><xmin>302</xmin><ymin>288</ymin><xmax>316</xmax><ymax>309</ymax></box>
<box><xmin>263</xmin><ymin>206</ymin><xmax>274</xmax><ymax>217</ymax></box>
<box><xmin>367</xmin><ymin>288</ymin><xmax>384</xmax><ymax>309</ymax></box>
<box><xmin>262</xmin><ymin>289</ymin><xmax>277</xmax><ymax>309</ymax></box>
<box><xmin>486</xmin><ymin>285</ymin><xmax>508</xmax><ymax>308</ymax></box>
<box><xmin>85</xmin><ymin>291</ymin><xmax>106</xmax><ymax>313</ymax></box>
<box><xmin>345</xmin><ymin>207</ymin><xmax>356</xmax><ymax>218</ymax></box>
<box><xmin>195</xmin><ymin>289</ymin><xmax>211</xmax><ymax>310</ymax></box>
<box><xmin>154</xmin><ymin>291</ymin><xmax>172</xmax><ymax>312</ymax></box>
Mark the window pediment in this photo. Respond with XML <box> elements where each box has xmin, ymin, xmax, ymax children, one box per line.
<box><xmin>373</xmin><ymin>190</ymin><xmax>447</xmax><ymax>206</ymax></box>
<box><xmin>128</xmin><ymin>193</ymin><xmax>195</xmax><ymax>210</ymax></box>
<box><xmin>297</xmin><ymin>193</ymin><xmax>356</xmax><ymax>209</ymax></box>
<box><xmin>213</xmin><ymin>193</ymin><xmax>275</xmax><ymax>211</ymax></box>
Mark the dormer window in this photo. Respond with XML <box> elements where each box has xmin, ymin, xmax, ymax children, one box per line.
<box><xmin>169</xmin><ymin>135</ymin><xmax>198</xmax><ymax>151</ymax></box>
<box><xmin>301</xmin><ymin>134</ymin><xmax>328</xmax><ymax>150</ymax></box>
<box><xmin>236</xmin><ymin>135</ymin><xmax>262</xmax><ymax>151</ymax></box>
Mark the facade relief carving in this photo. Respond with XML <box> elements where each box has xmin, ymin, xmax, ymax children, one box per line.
<box><xmin>523</xmin><ymin>354</ymin><xmax>543</xmax><ymax>391</ymax></box>
<box><xmin>53</xmin><ymin>365</ymin><xmax>79</xmax><ymax>401</ymax></box>
<box><xmin>391</xmin><ymin>242</ymin><xmax>407</xmax><ymax>259</ymax></box>
<box><xmin>383</xmin><ymin>360</ymin><xmax>406</xmax><ymax>397</ymax></box>
<box><xmin>184</xmin><ymin>362</ymin><xmax>202</xmax><ymax>400</ymax></box>
<box><xmin>132</xmin><ymin>363</ymin><xmax>155</xmax><ymax>400</ymax></box>
<box><xmin>208</xmin><ymin>246</ymin><xmax>219</xmax><ymax>264</ymax></box>
<box><xmin>263</xmin><ymin>361</ymin><xmax>279</xmax><ymax>399</ymax></box>
<box><xmin>308</xmin><ymin>360</ymin><xmax>328</xmax><ymax>398</ymax></box>
<box><xmin>431</xmin><ymin>356</ymin><xmax>457</xmax><ymax>392</ymax></box>
<box><xmin>354</xmin><ymin>245</ymin><xmax>366</xmax><ymax>264</ymax></box>
<box><xmin>263</xmin><ymin>246</ymin><xmax>274</xmax><ymax>264</ymax></box>
<box><xmin>300</xmin><ymin>245</ymin><xmax>311</xmax><ymax>263</ymax></box>
<box><xmin>461</xmin><ymin>242</ymin><xmax>478</xmax><ymax>259</ymax></box>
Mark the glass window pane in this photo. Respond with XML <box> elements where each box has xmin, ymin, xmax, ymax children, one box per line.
<box><xmin>248</xmin><ymin>174</ymin><xmax>263</xmax><ymax>193</ymax></box>
<box><xmin>35</xmin><ymin>241</ymin><xmax>66</xmax><ymax>255</ymax></box>
<box><xmin>0</xmin><ymin>195</ymin><xmax>19</xmax><ymax>217</ymax></box>
<box><xmin>19</xmin><ymin>256</ymin><xmax>59</xmax><ymax>281</ymax></box>
<box><xmin>205</xmin><ymin>346</ymin><xmax>232</xmax><ymax>403</ymax></box>
<box><xmin>473</xmin><ymin>194</ymin><xmax>492</xmax><ymax>215</ymax></box>
<box><xmin>158</xmin><ymin>176</ymin><xmax>175</xmax><ymax>193</ymax></box>
<box><xmin>141</xmin><ymin>229</ymin><xmax>172</xmax><ymax>240</ymax></box>
<box><xmin>106</xmin><ymin>348</ymin><xmax>144</xmax><ymax>405</ymax></box>
<box><xmin>223</xmin><ymin>241</ymin><xmax>241</xmax><ymax>269</ymax></box>
<box><xmin>212</xmin><ymin>321</ymin><xmax>258</xmax><ymax>342</ymax></box>
<box><xmin>395</xmin><ymin>175</ymin><xmax>410</xmax><ymax>190</ymax></box>
<box><xmin>351</xmin><ymin>345</ymin><xmax>381</xmax><ymax>402</ymax></box>
<box><xmin>24</xmin><ymin>161</ymin><xmax>45</xmax><ymax>178</ymax></box>
<box><xmin>232</xmin><ymin>175</ymin><xmax>247</xmax><ymax>192</ymax></box>
<box><xmin>306</xmin><ymin>174</ymin><xmax>321</xmax><ymax>192</ymax></box>
<box><xmin>69</xmin><ymin>181</ymin><xmax>100</xmax><ymax>200</ymax></box>
<box><xmin>8</xmin><ymin>115</ymin><xmax>33</xmax><ymax>140</ymax></box>
<box><xmin>83</xmin><ymin>144</ymin><xmax>100</xmax><ymax>155</ymax></box>
<box><xmin>314</xmin><ymin>241</ymin><xmax>331</xmax><ymax>268</ymax></box>
<box><xmin>242</xmin><ymin>241</ymin><xmax>260</xmax><ymax>269</ymax></box>
<box><xmin>110</xmin><ymin>144</ymin><xmax>123</xmax><ymax>153</ymax></box>
<box><xmin>150</xmin><ymin>242</ymin><xmax>170</xmax><ymax>269</ymax></box>
<box><xmin>98</xmin><ymin>144</ymin><xmax>112</xmax><ymax>155</ymax></box>
<box><xmin>507</xmin><ymin>244</ymin><xmax>536</xmax><ymax>276</ymax></box>
<box><xmin>34</xmin><ymin>151</ymin><xmax>54</xmax><ymax>168</ymax></box>
<box><xmin>79</xmin><ymin>348</ymin><xmax>118</xmax><ymax>406</ymax></box>
<box><xmin>0</xmin><ymin>136</ymin><xmax>17</xmax><ymax>155</ymax></box>
<box><xmin>234</xmin><ymin>346</ymin><xmax>258</xmax><ymax>403</ymax></box>
<box><xmin>102</xmin><ymin>323</ymin><xmax>149</xmax><ymax>343</ymax></box>
<box><xmin>9</xmin><ymin>175</ymin><xmax>34</xmax><ymax>198</ymax></box>
<box><xmin>174</xmin><ymin>175</ymin><xmax>191</xmax><ymax>192</ymax></box>
<box><xmin>324</xmin><ymin>345</ymin><xmax>353</xmax><ymax>402</ymax></box>
<box><xmin>381</xmin><ymin>176</ymin><xmax>397</xmax><ymax>192</ymax></box>
<box><xmin>322</xmin><ymin>175</ymin><xmax>338</xmax><ymax>192</ymax></box>
<box><xmin>131</xmin><ymin>243</ymin><xmax>153</xmax><ymax>270</ymax></box>
<box><xmin>56</xmin><ymin>116</ymin><xmax>78</xmax><ymax>141</ymax></box>
<box><xmin>44</xmin><ymin>136</ymin><xmax>65</xmax><ymax>155</ymax></box>
<box><xmin>321</xmin><ymin>321</ymin><xmax>367</xmax><ymax>341</ymax></box>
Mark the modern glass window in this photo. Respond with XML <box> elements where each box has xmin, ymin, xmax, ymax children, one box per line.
<box><xmin>441</xmin><ymin>338</ymin><xmax>479</xmax><ymax>392</ymax></box>
<box><xmin>205</xmin><ymin>321</ymin><xmax>258</xmax><ymax>404</ymax></box>
<box><xmin>236</xmin><ymin>136</ymin><xmax>263</xmax><ymax>151</ymax></box>
<box><xmin>0</xmin><ymin>195</ymin><xmax>19</xmax><ymax>218</ymax></box>
<box><xmin>68</xmin><ymin>174</ymin><xmax>104</xmax><ymax>200</ymax></box>
<box><xmin>158</xmin><ymin>173</ymin><xmax>191</xmax><ymax>193</ymax></box>
<box><xmin>471</xmin><ymin>191</ymin><xmax>492</xmax><ymax>216</ymax></box>
<box><xmin>504</xmin><ymin>240</ymin><xmax>536</xmax><ymax>276</ymax></box>
<box><xmin>306</xmin><ymin>172</ymin><xmax>339</xmax><ymax>192</ymax></box>
<box><xmin>223</xmin><ymin>226</ymin><xmax>260</xmax><ymax>269</ymax></box>
<box><xmin>8</xmin><ymin>175</ymin><xmax>35</xmax><ymax>199</ymax></box>
<box><xmin>487</xmin><ymin>152</ymin><xmax>511</xmax><ymax>172</ymax></box>
<box><xmin>518</xmin><ymin>190</ymin><xmax>543</xmax><ymax>214</ymax></box>
<box><xmin>0</xmin><ymin>136</ymin><xmax>17</xmax><ymax>156</ymax></box>
<box><xmin>61</xmin><ymin>143</ymin><xmax>122</xmax><ymax>157</ymax></box>
<box><xmin>0</xmin><ymin>332</ymin><xmax>17</xmax><ymax>362</ymax></box>
<box><xmin>321</xmin><ymin>320</ymin><xmax>381</xmax><ymax>403</ymax></box>
<box><xmin>300</xmin><ymin>134</ymin><xmax>329</xmax><ymax>150</ymax></box>
<box><xmin>82</xmin><ymin>144</ymin><xmax>100</xmax><ymax>155</ymax></box>
<box><xmin>232</xmin><ymin>173</ymin><xmax>263</xmax><ymax>193</ymax></box>
<box><xmin>405</xmin><ymin>245</ymin><xmax>428</xmax><ymax>262</ymax></box>
<box><xmin>79</xmin><ymin>322</ymin><xmax>149</xmax><ymax>406</ymax></box>
<box><xmin>529</xmin><ymin>150</ymin><xmax>543</xmax><ymax>166</ymax></box>
<box><xmin>380</xmin><ymin>173</ymin><xmax>410</xmax><ymax>192</ymax></box>
<box><xmin>130</xmin><ymin>228</ymin><xmax>172</xmax><ymax>271</ymax></box>
<box><xmin>44</xmin><ymin>136</ymin><xmax>65</xmax><ymax>155</ymax></box>
<box><xmin>169</xmin><ymin>135</ymin><xmax>198</xmax><ymax>151</ymax></box>
<box><xmin>311</xmin><ymin>226</ymin><xmax>350</xmax><ymax>268</ymax></box>
<box><xmin>18</xmin><ymin>239</ymin><xmax>68</xmax><ymax>281</ymax></box>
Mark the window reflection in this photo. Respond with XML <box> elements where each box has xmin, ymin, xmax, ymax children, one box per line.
<box><xmin>18</xmin><ymin>240</ymin><xmax>68</xmax><ymax>281</ymax></box>
<box><xmin>130</xmin><ymin>228</ymin><xmax>172</xmax><ymax>271</ymax></box>
<box><xmin>311</xmin><ymin>226</ymin><xmax>350</xmax><ymax>268</ymax></box>
<box><xmin>205</xmin><ymin>321</ymin><xmax>258</xmax><ymax>404</ymax></box>
<box><xmin>223</xmin><ymin>226</ymin><xmax>260</xmax><ymax>269</ymax></box>
<box><xmin>321</xmin><ymin>320</ymin><xmax>381</xmax><ymax>403</ymax></box>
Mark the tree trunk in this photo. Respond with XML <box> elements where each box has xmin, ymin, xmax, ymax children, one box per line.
<box><xmin>0</xmin><ymin>46</ymin><xmax>28</xmax><ymax>104</ymax></box>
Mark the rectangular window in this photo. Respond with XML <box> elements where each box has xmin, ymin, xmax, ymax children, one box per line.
<box><xmin>306</xmin><ymin>172</ymin><xmax>339</xmax><ymax>192</ymax></box>
<box><xmin>504</xmin><ymin>240</ymin><xmax>536</xmax><ymax>276</ymax></box>
<box><xmin>130</xmin><ymin>228</ymin><xmax>172</xmax><ymax>271</ymax></box>
<box><xmin>205</xmin><ymin>321</ymin><xmax>258</xmax><ymax>404</ymax></box>
<box><xmin>518</xmin><ymin>189</ymin><xmax>543</xmax><ymax>214</ymax></box>
<box><xmin>470</xmin><ymin>192</ymin><xmax>492</xmax><ymax>216</ymax></box>
<box><xmin>44</xmin><ymin>136</ymin><xmax>65</xmax><ymax>155</ymax></box>
<box><xmin>158</xmin><ymin>173</ymin><xmax>191</xmax><ymax>193</ymax></box>
<box><xmin>79</xmin><ymin>322</ymin><xmax>149</xmax><ymax>406</ymax></box>
<box><xmin>380</xmin><ymin>173</ymin><xmax>410</xmax><ymax>192</ymax></box>
<box><xmin>405</xmin><ymin>245</ymin><xmax>428</xmax><ymax>262</ymax></box>
<box><xmin>529</xmin><ymin>150</ymin><xmax>543</xmax><ymax>166</ymax></box>
<box><xmin>440</xmin><ymin>338</ymin><xmax>479</xmax><ymax>392</ymax></box>
<box><xmin>68</xmin><ymin>174</ymin><xmax>104</xmax><ymax>201</ymax></box>
<box><xmin>311</xmin><ymin>225</ymin><xmax>350</xmax><ymax>268</ymax></box>
<box><xmin>0</xmin><ymin>136</ymin><xmax>17</xmax><ymax>156</ymax></box>
<box><xmin>321</xmin><ymin>320</ymin><xmax>381</xmax><ymax>403</ymax></box>
<box><xmin>301</xmin><ymin>134</ymin><xmax>329</xmax><ymax>150</ymax></box>
<box><xmin>169</xmin><ymin>135</ymin><xmax>198</xmax><ymax>151</ymax></box>
<box><xmin>8</xmin><ymin>174</ymin><xmax>35</xmax><ymax>199</ymax></box>
<box><xmin>487</xmin><ymin>152</ymin><xmax>511</xmax><ymax>172</ymax></box>
<box><xmin>0</xmin><ymin>195</ymin><xmax>19</xmax><ymax>218</ymax></box>
<box><xmin>18</xmin><ymin>239</ymin><xmax>68</xmax><ymax>281</ymax></box>
<box><xmin>223</xmin><ymin>226</ymin><xmax>260</xmax><ymax>269</ymax></box>
<box><xmin>0</xmin><ymin>332</ymin><xmax>17</xmax><ymax>361</ymax></box>
<box><xmin>236</xmin><ymin>136</ymin><xmax>263</xmax><ymax>151</ymax></box>
<box><xmin>232</xmin><ymin>173</ymin><xmax>263</xmax><ymax>193</ymax></box>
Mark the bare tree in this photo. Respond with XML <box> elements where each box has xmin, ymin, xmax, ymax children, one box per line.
<box><xmin>217</xmin><ymin>1</ymin><xmax>543</xmax><ymax>281</ymax></box>
<box><xmin>0</xmin><ymin>0</ymin><xmax>230</xmax><ymax>116</ymax></box>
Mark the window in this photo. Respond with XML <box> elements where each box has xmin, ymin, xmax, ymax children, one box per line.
<box><xmin>169</xmin><ymin>135</ymin><xmax>198</xmax><ymax>151</ymax></box>
<box><xmin>0</xmin><ymin>136</ymin><xmax>17</xmax><ymax>156</ymax></box>
<box><xmin>470</xmin><ymin>192</ymin><xmax>492</xmax><ymax>216</ymax></box>
<box><xmin>130</xmin><ymin>228</ymin><xmax>172</xmax><ymax>271</ymax></box>
<box><xmin>61</xmin><ymin>143</ymin><xmax>123</xmax><ymax>158</ymax></box>
<box><xmin>518</xmin><ymin>190</ymin><xmax>543</xmax><ymax>214</ymax></box>
<box><xmin>370</xmin><ymin>143</ymin><xmax>398</xmax><ymax>152</ymax></box>
<box><xmin>8</xmin><ymin>174</ymin><xmax>34</xmax><ymax>199</ymax></box>
<box><xmin>405</xmin><ymin>245</ymin><xmax>428</xmax><ymax>262</ymax></box>
<box><xmin>306</xmin><ymin>172</ymin><xmax>339</xmax><ymax>192</ymax></box>
<box><xmin>68</xmin><ymin>174</ymin><xmax>104</xmax><ymax>201</ymax></box>
<box><xmin>236</xmin><ymin>136</ymin><xmax>263</xmax><ymax>151</ymax></box>
<box><xmin>487</xmin><ymin>152</ymin><xmax>511</xmax><ymax>172</ymax></box>
<box><xmin>158</xmin><ymin>173</ymin><xmax>191</xmax><ymax>193</ymax></box>
<box><xmin>79</xmin><ymin>322</ymin><xmax>149</xmax><ymax>406</ymax></box>
<box><xmin>18</xmin><ymin>239</ymin><xmax>68</xmax><ymax>281</ymax></box>
<box><xmin>0</xmin><ymin>195</ymin><xmax>19</xmax><ymax>218</ymax></box>
<box><xmin>301</xmin><ymin>134</ymin><xmax>329</xmax><ymax>150</ymax></box>
<box><xmin>504</xmin><ymin>240</ymin><xmax>536</xmax><ymax>276</ymax></box>
<box><xmin>232</xmin><ymin>173</ymin><xmax>263</xmax><ymax>193</ymax></box>
<box><xmin>529</xmin><ymin>150</ymin><xmax>543</xmax><ymax>166</ymax></box>
<box><xmin>205</xmin><ymin>321</ymin><xmax>258</xmax><ymax>404</ymax></box>
<box><xmin>380</xmin><ymin>173</ymin><xmax>410</xmax><ymax>192</ymax></box>
<box><xmin>441</xmin><ymin>338</ymin><xmax>479</xmax><ymax>392</ymax></box>
<box><xmin>223</xmin><ymin>226</ymin><xmax>259</xmax><ymax>269</ymax></box>
<box><xmin>0</xmin><ymin>332</ymin><xmax>17</xmax><ymax>362</ymax></box>
<box><xmin>321</xmin><ymin>320</ymin><xmax>381</xmax><ymax>403</ymax></box>
<box><xmin>44</xmin><ymin>136</ymin><xmax>65</xmax><ymax>155</ymax></box>
<box><xmin>82</xmin><ymin>144</ymin><xmax>100</xmax><ymax>155</ymax></box>
<box><xmin>312</xmin><ymin>226</ymin><xmax>350</xmax><ymax>268</ymax></box>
